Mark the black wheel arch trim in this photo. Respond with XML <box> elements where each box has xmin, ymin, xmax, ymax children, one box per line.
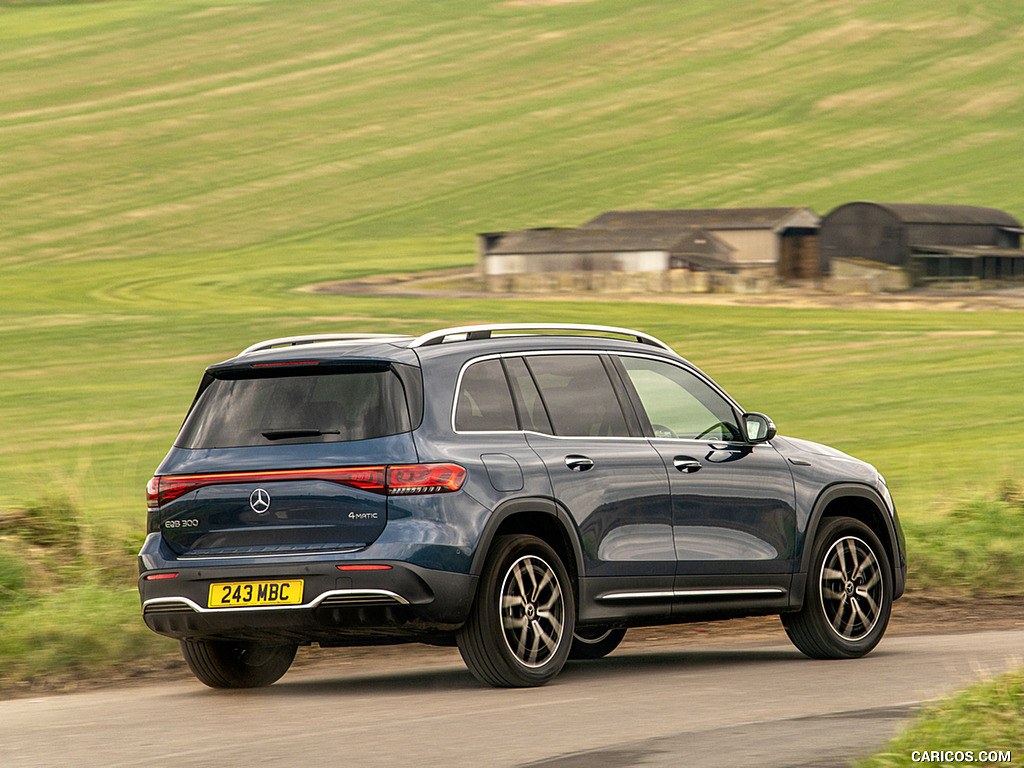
<box><xmin>468</xmin><ymin>497</ymin><xmax>584</xmax><ymax>585</ymax></box>
<box><xmin>800</xmin><ymin>483</ymin><xmax>906</xmax><ymax>601</ymax></box>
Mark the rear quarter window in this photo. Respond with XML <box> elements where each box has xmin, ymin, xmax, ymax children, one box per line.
<box><xmin>454</xmin><ymin>359</ymin><xmax>518</xmax><ymax>432</ymax></box>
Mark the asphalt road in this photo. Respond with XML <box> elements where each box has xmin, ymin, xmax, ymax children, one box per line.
<box><xmin>2</xmin><ymin>629</ymin><xmax>1022</xmax><ymax>768</ymax></box>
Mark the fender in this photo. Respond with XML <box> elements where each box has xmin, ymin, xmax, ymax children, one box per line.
<box><xmin>468</xmin><ymin>496</ymin><xmax>585</xmax><ymax>583</ymax></box>
<box><xmin>798</xmin><ymin>482</ymin><xmax>906</xmax><ymax>601</ymax></box>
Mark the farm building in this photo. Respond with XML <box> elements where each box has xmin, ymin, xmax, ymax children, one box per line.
<box><xmin>583</xmin><ymin>207</ymin><xmax>821</xmax><ymax>278</ymax></box>
<box><xmin>478</xmin><ymin>226</ymin><xmax>733</xmax><ymax>291</ymax></box>
<box><xmin>819</xmin><ymin>202</ymin><xmax>1024</xmax><ymax>283</ymax></box>
<box><xmin>479</xmin><ymin>206</ymin><xmax>821</xmax><ymax>293</ymax></box>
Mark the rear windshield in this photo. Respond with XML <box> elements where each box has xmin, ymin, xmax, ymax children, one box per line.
<box><xmin>176</xmin><ymin>368</ymin><xmax>413</xmax><ymax>449</ymax></box>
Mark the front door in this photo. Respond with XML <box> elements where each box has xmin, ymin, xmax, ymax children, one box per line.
<box><xmin>613</xmin><ymin>355</ymin><xmax>797</xmax><ymax>592</ymax></box>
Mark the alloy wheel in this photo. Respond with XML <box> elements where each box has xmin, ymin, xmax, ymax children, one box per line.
<box><xmin>499</xmin><ymin>555</ymin><xmax>565</xmax><ymax>668</ymax></box>
<box><xmin>819</xmin><ymin>535</ymin><xmax>884</xmax><ymax>641</ymax></box>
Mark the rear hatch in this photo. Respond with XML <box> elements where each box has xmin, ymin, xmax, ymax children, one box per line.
<box><xmin>150</xmin><ymin>359</ymin><xmax>422</xmax><ymax>557</ymax></box>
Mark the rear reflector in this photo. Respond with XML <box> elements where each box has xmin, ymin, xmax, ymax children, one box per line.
<box><xmin>337</xmin><ymin>564</ymin><xmax>392</xmax><ymax>571</ymax></box>
<box><xmin>144</xmin><ymin>572</ymin><xmax>179</xmax><ymax>580</ymax></box>
<box><xmin>147</xmin><ymin>463</ymin><xmax>466</xmax><ymax>508</ymax></box>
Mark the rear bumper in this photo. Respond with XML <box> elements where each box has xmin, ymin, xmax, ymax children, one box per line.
<box><xmin>138</xmin><ymin>533</ymin><xmax>476</xmax><ymax>645</ymax></box>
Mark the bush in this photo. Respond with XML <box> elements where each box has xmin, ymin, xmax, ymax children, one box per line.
<box><xmin>0</xmin><ymin>546</ymin><xmax>28</xmax><ymax>608</ymax></box>
<box><xmin>17</xmin><ymin>496</ymin><xmax>82</xmax><ymax>552</ymax></box>
<box><xmin>904</xmin><ymin>495</ymin><xmax>1024</xmax><ymax>597</ymax></box>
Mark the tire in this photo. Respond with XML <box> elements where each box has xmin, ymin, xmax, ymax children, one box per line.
<box><xmin>179</xmin><ymin>639</ymin><xmax>297</xmax><ymax>689</ymax></box>
<box><xmin>569</xmin><ymin>626</ymin><xmax>627</xmax><ymax>660</ymax></box>
<box><xmin>457</xmin><ymin>534</ymin><xmax>575</xmax><ymax>687</ymax></box>
<box><xmin>782</xmin><ymin>516</ymin><xmax>893</xmax><ymax>660</ymax></box>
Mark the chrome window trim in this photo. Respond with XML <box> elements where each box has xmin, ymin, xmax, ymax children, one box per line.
<box><xmin>612</xmin><ymin>350</ymin><xmax>746</xmax><ymax>421</ymax></box>
<box><xmin>451</xmin><ymin>349</ymin><xmax>658</xmax><ymax>437</ymax></box>
<box><xmin>450</xmin><ymin>349</ymin><xmax>746</xmax><ymax>442</ymax></box>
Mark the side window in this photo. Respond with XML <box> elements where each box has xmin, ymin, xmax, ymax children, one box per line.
<box><xmin>503</xmin><ymin>356</ymin><xmax>552</xmax><ymax>434</ymax></box>
<box><xmin>454</xmin><ymin>359</ymin><xmax>518</xmax><ymax>432</ymax></box>
<box><xmin>619</xmin><ymin>356</ymin><xmax>741</xmax><ymax>441</ymax></box>
<box><xmin>526</xmin><ymin>355</ymin><xmax>630</xmax><ymax>437</ymax></box>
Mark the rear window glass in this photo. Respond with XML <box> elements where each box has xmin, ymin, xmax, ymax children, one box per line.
<box><xmin>176</xmin><ymin>369</ymin><xmax>412</xmax><ymax>449</ymax></box>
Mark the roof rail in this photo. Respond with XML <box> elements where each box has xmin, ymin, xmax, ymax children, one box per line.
<box><xmin>408</xmin><ymin>324</ymin><xmax>674</xmax><ymax>351</ymax></box>
<box><xmin>240</xmin><ymin>334</ymin><xmax>412</xmax><ymax>356</ymax></box>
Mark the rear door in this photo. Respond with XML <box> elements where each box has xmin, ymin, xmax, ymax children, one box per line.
<box><xmin>515</xmin><ymin>354</ymin><xmax>675</xmax><ymax>589</ymax></box>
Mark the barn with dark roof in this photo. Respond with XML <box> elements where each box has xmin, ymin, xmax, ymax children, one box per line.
<box><xmin>479</xmin><ymin>206</ymin><xmax>821</xmax><ymax>292</ymax></box>
<box><xmin>582</xmin><ymin>207</ymin><xmax>821</xmax><ymax>277</ymax></box>
<box><xmin>819</xmin><ymin>202</ymin><xmax>1024</xmax><ymax>282</ymax></box>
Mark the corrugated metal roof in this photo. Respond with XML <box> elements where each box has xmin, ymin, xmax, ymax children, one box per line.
<box><xmin>836</xmin><ymin>202</ymin><xmax>1022</xmax><ymax>227</ymax></box>
<box><xmin>484</xmin><ymin>226</ymin><xmax>733</xmax><ymax>257</ymax></box>
<box><xmin>583</xmin><ymin>207</ymin><xmax>817</xmax><ymax>231</ymax></box>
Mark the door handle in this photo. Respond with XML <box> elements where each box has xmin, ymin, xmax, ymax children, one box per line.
<box><xmin>673</xmin><ymin>456</ymin><xmax>702</xmax><ymax>473</ymax></box>
<box><xmin>564</xmin><ymin>455</ymin><xmax>595</xmax><ymax>472</ymax></box>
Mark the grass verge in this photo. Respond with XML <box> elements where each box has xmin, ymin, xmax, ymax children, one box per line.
<box><xmin>904</xmin><ymin>487</ymin><xmax>1024</xmax><ymax>598</ymax></box>
<box><xmin>0</xmin><ymin>586</ymin><xmax>177</xmax><ymax>693</ymax></box>
<box><xmin>857</xmin><ymin>670</ymin><xmax>1022</xmax><ymax>767</ymax></box>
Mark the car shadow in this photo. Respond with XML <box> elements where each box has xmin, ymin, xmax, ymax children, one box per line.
<box><xmin>171</xmin><ymin>644</ymin><xmax>877</xmax><ymax>699</ymax></box>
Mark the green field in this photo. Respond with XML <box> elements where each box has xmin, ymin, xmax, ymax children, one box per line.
<box><xmin>2</xmin><ymin>0</ymin><xmax>1024</xmax><ymax>685</ymax></box>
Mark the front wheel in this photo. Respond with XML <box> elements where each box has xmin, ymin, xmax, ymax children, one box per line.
<box><xmin>180</xmin><ymin>639</ymin><xmax>297</xmax><ymax>688</ymax></box>
<box><xmin>457</xmin><ymin>534</ymin><xmax>575</xmax><ymax>687</ymax></box>
<box><xmin>782</xmin><ymin>516</ymin><xmax>892</xmax><ymax>659</ymax></box>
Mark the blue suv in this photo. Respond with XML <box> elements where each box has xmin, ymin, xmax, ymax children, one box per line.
<box><xmin>139</xmin><ymin>324</ymin><xmax>906</xmax><ymax>688</ymax></box>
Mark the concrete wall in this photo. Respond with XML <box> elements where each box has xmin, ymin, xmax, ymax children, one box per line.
<box><xmin>830</xmin><ymin>258</ymin><xmax>912</xmax><ymax>292</ymax></box>
<box><xmin>483</xmin><ymin>251</ymin><xmax>669</xmax><ymax>276</ymax></box>
<box><xmin>484</xmin><ymin>269</ymin><xmax>775</xmax><ymax>294</ymax></box>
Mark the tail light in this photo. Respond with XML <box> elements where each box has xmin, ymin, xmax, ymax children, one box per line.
<box><xmin>146</xmin><ymin>463</ymin><xmax>466</xmax><ymax>508</ymax></box>
<box><xmin>387</xmin><ymin>464</ymin><xmax>467</xmax><ymax>495</ymax></box>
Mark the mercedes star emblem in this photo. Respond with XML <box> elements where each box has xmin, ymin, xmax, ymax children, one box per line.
<box><xmin>249</xmin><ymin>488</ymin><xmax>271</xmax><ymax>514</ymax></box>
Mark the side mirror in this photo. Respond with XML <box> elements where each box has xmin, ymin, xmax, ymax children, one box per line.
<box><xmin>742</xmin><ymin>412</ymin><xmax>776</xmax><ymax>444</ymax></box>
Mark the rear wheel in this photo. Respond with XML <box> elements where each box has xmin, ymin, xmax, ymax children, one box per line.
<box><xmin>457</xmin><ymin>534</ymin><xmax>575</xmax><ymax>687</ymax></box>
<box><xmin>569</xmin><ymin>626</ymin><xmax>626</xmax><ymax>660</ymax></box>
<box><xmin>179</xmin><ymin>639</ymin><xmax>297</xmax><ymax>688</ymax></box>
<box><xmin>782</xmin><ymin>516</ymin><xmax>892</xmax><ymax>659</ymax></box>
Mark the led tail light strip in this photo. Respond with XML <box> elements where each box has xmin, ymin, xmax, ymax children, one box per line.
<box><xmin>147</xmin><ymin>464</ymin><xmax>466</xmax><ymax>509</ymax></box>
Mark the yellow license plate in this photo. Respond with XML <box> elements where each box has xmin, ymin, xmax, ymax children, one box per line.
<box><xmin>208</xmin><ymin>579</ymin><xmax>304</xmax><ymax>608</ymax></box>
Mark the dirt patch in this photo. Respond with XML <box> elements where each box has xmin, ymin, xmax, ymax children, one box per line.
<box><xmin>305</xmin><ymin>268</ymin><xmax>1024</xmax><ymax>312</ymax></box>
